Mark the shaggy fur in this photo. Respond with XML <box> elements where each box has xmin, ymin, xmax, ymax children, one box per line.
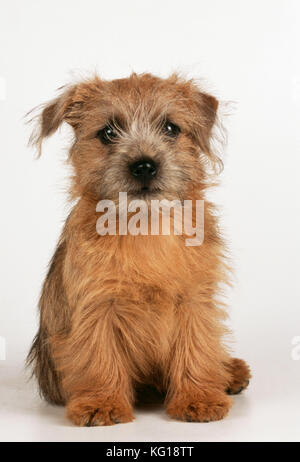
<box><xmin>27</xmin><ymin>72</ymin><xmax>250</xmax><ymax>426</ymax></box>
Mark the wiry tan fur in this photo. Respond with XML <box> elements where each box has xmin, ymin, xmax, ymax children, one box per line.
<box><xmin>27</xmin><ymin>72</ymin><xmax>250</xmax><ymax>426</ymax></box>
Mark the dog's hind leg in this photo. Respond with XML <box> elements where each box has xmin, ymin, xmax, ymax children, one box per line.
<box><xmin>27</xmin><ymin>328</ymin><xmax>65</xmax><ymax>404</ymax></box>
<box><xmin>27</xmin><ymin>239</ymin><xmax>69</xmax><ymax>405</ymax></box>
<box><xmin>224</xmin><ymin>357</ymin><xmax>251</xmax><ymax>395</ymax></box>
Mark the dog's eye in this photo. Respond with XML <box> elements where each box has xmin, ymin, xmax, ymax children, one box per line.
<box><xmin>162</xmin><ymin>120</ymin><xmax>180</xmax><ymax>138</ymax></box>
<box><xmin>97</xmin><ymin>125</ymin><xmax>117</xmax><ymax>145</ymax></box>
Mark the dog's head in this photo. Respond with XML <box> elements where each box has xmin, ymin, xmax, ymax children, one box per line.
<box><xmin>30</xmin><ymin>73</ymin><xmax>221</xmax><ymax>201</ymax></box>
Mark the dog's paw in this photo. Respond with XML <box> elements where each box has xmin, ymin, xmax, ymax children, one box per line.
<box><xmin>225</xmin><ymin>358</ymin><xmax>251</xmax><ymax>395</ymax></box>
<box><xmin>66</xmin><ymin>395</ymin><xmax>134</xmax><ymax>426</ymax></box>
<box><xmin>166</xmin><ymin>391</ymin><xmax>232</xmax><ymax>423</ymax></box>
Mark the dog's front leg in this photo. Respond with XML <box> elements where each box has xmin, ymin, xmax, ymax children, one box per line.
<box><xmin>165</xmin><ymin>303</ymin><xmax>233</xmax><ymax>422</ymax></box>
<box><xmin>54</xmin><ymin>301</ymin><xmax>134</xmax><ymax>426</ymax></box>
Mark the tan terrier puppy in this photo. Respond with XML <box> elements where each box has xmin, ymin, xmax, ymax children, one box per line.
<box><xmin>27</xmin><ymin>73</ymin><xmax>250</xmax><ymax>426</ymax></box>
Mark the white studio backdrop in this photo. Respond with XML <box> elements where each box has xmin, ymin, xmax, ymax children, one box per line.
<box><xmin>0</xmin><ymin>0</ymin><xmax>299</xmax><ymax>441</ymax></box>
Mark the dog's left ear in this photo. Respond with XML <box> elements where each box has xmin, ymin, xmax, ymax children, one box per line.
<box><xmin>194</xmin><ymin>91</ymin><xmax>219</xmax><ymax>157</ymax></box>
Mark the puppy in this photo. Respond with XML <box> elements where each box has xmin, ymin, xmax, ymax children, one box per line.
<box><xmin>27</xmin><ymin>72</ymin><xmax>250</xmax><ymax>426</ymax></box>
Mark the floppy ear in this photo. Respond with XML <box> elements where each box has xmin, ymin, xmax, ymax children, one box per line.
<box><xmin>201</xmin><ymin>93</ymin><xmax>219</xmax><ymax>131</ymax></box>
<box><xmin>28</xmin><ymin>84</ymin><xmax>86</xmax><ymax>156</ymax></box>
<box><xmin>195</xmin><ymin>92</ymin><xmax>218</xmax><ymax>153</ymax></box>
<box><xmin>192</xmin><ymin>90</ymin><xmax>223</xmax><ymax>172</ymax></box>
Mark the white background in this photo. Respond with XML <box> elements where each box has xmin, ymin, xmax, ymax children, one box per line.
<box><xmin>0</xmin><ymin>0</ymin><xmax>300</xmax><ymax>442</ymax></box>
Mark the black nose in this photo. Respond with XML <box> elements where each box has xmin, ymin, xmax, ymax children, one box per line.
<box><xmin>129</xmin><ymin>159</ymin><xmax>157</xmax><ymax>181</ymax></box>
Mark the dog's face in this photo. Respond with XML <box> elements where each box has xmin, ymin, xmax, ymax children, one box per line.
<box><xmin>32</xmin><ymin>73</ymin><xmax>220</xmax><ymax>201</ymax></box>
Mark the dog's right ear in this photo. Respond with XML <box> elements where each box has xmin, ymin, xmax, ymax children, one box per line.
<box><xmin>28</xmin><ymin>83</ymin><xmax>89</xmax><ymax>156</ymax></box>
